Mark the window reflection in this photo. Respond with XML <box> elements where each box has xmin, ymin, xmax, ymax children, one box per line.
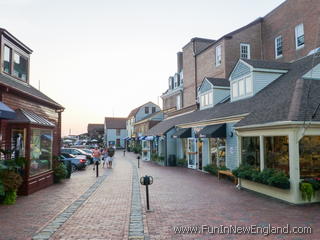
<box><xmin>264</xmin><ymin>136</ymin><xmax>289</xmax><ymax>175</ymax></box>
<box><xmin>299</xmin><ymin>136</ymin><xmax>320</xmax><ymax>178</ymax></box>
<box><xmin>30</xmin><ymin>129</ymin><xmax>53</xmax><ymax>176</ymax></box>
<box><xmin>241</xmin><ymin>137</ymin><xmax>260</xmax><ymax>169</ymax></box>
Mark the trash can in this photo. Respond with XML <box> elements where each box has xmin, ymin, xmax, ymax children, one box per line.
<box><xmin>168</xmin><ymin>155</ymin><xmax>176</xmax><ymax>166</ymax></box>
<box><xmin>62</xmin><ymin>160</ymin><xmax>72</xmax><ymax>178</ymax></box>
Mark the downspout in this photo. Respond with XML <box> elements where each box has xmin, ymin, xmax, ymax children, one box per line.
<box><xmin>192</xmin><ymin>40</ymin><xmax>198</xmax><ymax>108</ymax></box>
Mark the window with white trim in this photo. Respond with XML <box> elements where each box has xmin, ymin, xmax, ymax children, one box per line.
<box><xmin>176</xmin><ymin>95</ymin><xmax>181</xmax><ymax>110</ymax></box>
<box><xmin>232</xmin><ymin>82</ymin><xmax>238</xmax><ymax>98</ymax></box>
<box><xmin>215</xmin><ymin>45</ymin><xmax>222</xmax><ymax>66</ymax></box>
<box><xmin>199</xmin><ymin>91</ymin><xmax>213</xmax><ymax>108</ymax></box>
<box><xmin>295</xmin><ymin>23</ymin><xmax>304</xmax><ymax>49</ymax></box>
<box><xmin>245</xmin><ymin>76</ymin><xmax>252</xmax><ymax>93</ymax></box>
<box><xmin>239</xmin><ymin>79</ymin><xmax>245</xmax><ymax>96</ymax></box>
<box><xmin>240</xmin><ymin>43</ymin><xmax>250</xmax><ymax>59</ymax></box>
<box><xmin>275</xmin><ymin>36</ymin><xmax>283</xmax><ymax>58</ymax></box>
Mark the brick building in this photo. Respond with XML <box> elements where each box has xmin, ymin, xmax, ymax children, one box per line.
<box><xmin>0</xmin><ymin>28</ymin><xmax>64</xmax><ymax>194</ymax></box>
<box><xmin>162</xmin><ymin>0</ymin><xmax>320</xmax><ymax>117</ymax></box>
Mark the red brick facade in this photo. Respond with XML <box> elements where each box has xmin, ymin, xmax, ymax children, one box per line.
<box><xmin>163</xmin><ymin>0</ymin><xmax>320</xmax><ymax>116</ymax></box>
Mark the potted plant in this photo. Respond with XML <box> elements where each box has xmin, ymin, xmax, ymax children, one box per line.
<box><xmin>53</xmin><ymin>163</ymin><xmax>68</xmax><ymax>183</ymax></box>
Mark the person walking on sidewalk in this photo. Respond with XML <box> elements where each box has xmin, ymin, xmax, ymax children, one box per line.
<box><xmin>102</xmin><ymin>147</ymin><xmax>109</xmax><ymax>168</ymax></box>
<box><xmin>92</xmin><ymin>147</ymin><xmax>101</xmax><ymax>170</ymax></box>
<box><xmin>107</xmin><ymin>146</ymin><xmax>115</xmax><ymax>168</ymax></box>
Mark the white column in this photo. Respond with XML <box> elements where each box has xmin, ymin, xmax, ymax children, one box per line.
<box><xmin>260</xmin><ymin>136</ymin><xmax>264</xmax><ymax>171</ymax></box>
<box><xmin>289</xmin><ymin>131</ymin><xmax>300</xmax><ymax>203</ymax></box>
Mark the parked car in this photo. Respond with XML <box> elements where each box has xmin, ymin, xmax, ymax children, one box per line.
<box><xmin>60</xmin><ymin>153</ymin><xmax>87</xmax><ymax>172</ymax></box>
<box><xmin>61</xmin><ymin>148</ymin><xmax>93</xmax><ymax>164</ymax></box>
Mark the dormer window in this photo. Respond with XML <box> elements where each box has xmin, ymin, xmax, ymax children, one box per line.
<box><xmin>231</xmin><ymin>75</ymin><xmax>253</xmax><ymax>100</ymax></box>
<box><xmin>3</xmin><ymin>45</ymin><xmax>12</xmax><ymax>74</ymax></box>
<box><xmin>2</xmin><ymin>39</ymin><xmax>29</xmax><ymax>82</ymax></box>
<box><xmin>13</xmin><ymin>52</ymin><xmax>28</xmax><ymax>81</ymax></box>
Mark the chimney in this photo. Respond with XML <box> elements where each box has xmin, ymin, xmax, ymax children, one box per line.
<box><xmin>177</xmin><ymin>52</ymin><xmax>183</xmax><ymax>73</ymax></box>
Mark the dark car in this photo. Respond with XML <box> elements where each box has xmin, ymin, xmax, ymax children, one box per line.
<box><xmin>60</xmin><ymin>153</ymin><xmax>87</xmax><ymax>172</ymax></box>
<box><xmin>61</xmin><ymin>148</ymin><xmax>93</xmax><ymax>164</ymax></box>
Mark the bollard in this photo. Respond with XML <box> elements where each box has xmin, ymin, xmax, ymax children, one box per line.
<box><xmin>137</xmin><ymin>155</ymin><xmax>140</xmax><ymax>168</ymax></box>
<box><xmin>96</xmin><ymin>160</ymin><xmax>99</xmax><ymax>177</ymax></box>
<box><xmin>140</xmin><ymin>175</ymin><xmax>153</xmax><ymax>211</ymax></box>
<box><xmin>123</xmin><ymin>150</ymin><xmax>126</xmax><ymax>156</ymax></box>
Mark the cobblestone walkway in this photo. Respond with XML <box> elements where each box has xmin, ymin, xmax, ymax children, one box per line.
<box><xmin>128</xmin><ymin>158</ymin><xmax>149</xmax><ymax>240</ymax></box>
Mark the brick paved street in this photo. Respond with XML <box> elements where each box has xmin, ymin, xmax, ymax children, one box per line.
<box><xmin>138</xmin><ymin>158</ymin><xmax>320</xmax><ymax>240</ymax></box>
<box><xmin>1</xmin><ymin>151</ymin><xmax>320</xmax><ymax>240</ymax></box>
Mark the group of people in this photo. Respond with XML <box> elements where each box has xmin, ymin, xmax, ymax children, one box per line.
<box><xmin>92</xmin><ymin>146</ymin><xmax>115</xmax><ymax>170</ymax></box>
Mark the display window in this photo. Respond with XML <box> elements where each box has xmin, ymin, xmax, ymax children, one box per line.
<box><xmin>264</xmin><ymin>136</ymin><xmax>289</xmax><ymax>175</ymax></box>
<box><xmin>30</xmin><ymin>129</ymin><xmax>53</xmax><ymax>176</ymax></box>
<box><xmin>210</xmin><ymin>138</ymin><xmax>226</xmax><ymax>167</ymax></box>
<box><xmin>241</xmin><ymin>136</ymin><xmax>260</xmax><ymax>169</ymax></box>
<box><xmin>299</xmin><ymin>136</ymin><xmax>320</xmax><ymax>178</ymax></box>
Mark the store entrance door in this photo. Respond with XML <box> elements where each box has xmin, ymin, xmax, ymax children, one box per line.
<box><xmin>187</xmin><ymin>138</ymin><xmax>197</xmax><ymax>169</ymax></box>
<box><xmin>198</xmin><ymin>139</ymin><xmax>203</xmax><ymax>170</ymax></box>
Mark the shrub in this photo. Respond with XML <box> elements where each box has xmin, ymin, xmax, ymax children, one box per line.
<box><xmin>232</xmin><ymin>164</ymin><xmax>290</xmax><ymax>189</ymax></box>
<box><xmin>267</xmin><ymin>171</ymin><xmax>290</xmax><ymax>189</ymax></box>
<box><xmin>0</xmin><ymin>170</ymin><xmax>23</xmax><ymax>192</ymax></box>
<box><xmin>53</xmin><ymin>163</ymin><xmax>67</xmax><ymax>183</ymax></box>
<box><xmin>300</xmin><ymin>182</ymin><xmax>315</xmax><ymax>202</ymax></box>
<box><xmin>3</xmin><ymin>190</ymin><xmax>17</xmax><ymax>205</ymax></box>
<box><xmin>177</xmin><ymin>158</ymin><xmax>187</xmax><ymax>167</ymax></box>
<box><xmin>302</xmin><ymin>178</ymin><xmax>320</xmax><ymax>191</ymax></box>
<box><xmin>204</xmin><ymin>164</ymin><xmax>218</xmax><ymax>175</ymax></box>
<box><xmin>151</xmin><ymin>153</ymin><xmax>158</xmax><ymax>162</ymax></box>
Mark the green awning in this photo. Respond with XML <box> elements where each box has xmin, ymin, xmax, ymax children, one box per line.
<box><xmin>197</xmin><ymin>124</ymin><xmax>226</xmax><ymax>138</ymax></box>
<box><xmin>172</xmin><ymin>128</ymin><xmax>191</xmax><ymax>138</ymax></box>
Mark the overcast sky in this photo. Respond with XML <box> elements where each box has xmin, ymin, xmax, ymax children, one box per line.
<box><xmin>0</xmin><ymin>0</ymin><xmax>285</xmax><ymax>136</ymax></box>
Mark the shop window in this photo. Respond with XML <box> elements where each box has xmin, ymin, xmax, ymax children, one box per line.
<box><xmin>11</xmin><ymin>129</ymin><xmax>26</xmax><ymax>159</ymax></box>
<box><xmin>264</xmin><ymin>136</ymin><xmax>289</xmax><ymax>175</ymax></box>
<box><xmin>30</xmin><ymin>129</ymin><xmax>53</xmax><ymax>176</ymax></box>
<box><xmin>241</xmin><ymin>137</ymin><xmax>260</xmax><ymax>169</ymax></box>
<box><xmin>299</xmin><ymin>136</ymin><xmax>320</xmax><ymax>178</ymax></box>
<box><xmin>210</xmin><ymin>138</ymin><xmax>226</xmax><ymax>167</ymax></box>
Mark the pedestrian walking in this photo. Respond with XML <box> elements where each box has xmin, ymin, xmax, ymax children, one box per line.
<box><xmin>102</xmin><ymin>147</ymin><xmax>109</xmax><ymax>168</ymax></box>
<box><xmin>92</xmin><ymin>147</ymin><xmax>101</xmax><ymax>170</ymax></box>
<box><xmin>107</xmin><ymin>145</ymin><xmax>115</xmax><ymax>168</ymax></box>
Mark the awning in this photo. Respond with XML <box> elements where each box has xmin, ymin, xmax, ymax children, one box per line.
<box><xmin>8</xmin><ymin>109</ymin><xmax>55</xmax><ymax>127</ymax></box>
<box><xmin>139</xmin><ymin>136</ymin><xmax>146</xmax><ymax>140</ymax></box>
<box><xmin>144</xmin><ymin>136</ymin><xmax>154</xmax><ymax>141</ymax></box>
<box><xmin>0</xmin><ymin>102</ymin><xmax>16</xmax><ymax>119</ymax></box>
<box><xmin>172</xmin><ymin>128</ymin><xmax>192</xmax><ymax>138</ymax></box>
<box><xmin>197</xmin><ymin>123</ymin><xmax>226</xmax><ymax>138</ymax></box>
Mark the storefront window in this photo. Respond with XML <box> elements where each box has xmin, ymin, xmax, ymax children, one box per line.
<box><xmin>299</xmin><ymin>136</ymin><xmax>320</xmax><ymax>178</ymax></box>
<box><xmin>210</xmin><ymin>138</ymin><xmax>226</xmax><ymax>167</ymax></box>
<box><xmin>30</xmin><ymin>129</ymin><xmax>53</xmax><ymax>176</ymax></box>
<box><xmin>11</xmin><ymin>129</ymin><xmax>26</xmax><ymax>159</ymax></box>
<box><xmin>241</xmin><ymin>137</ymin><xmax>260</xmax><ymax>169</ymax></box>
<box><xmin>182</xmin><ymin>139</ymin><xmax>187</xmax><ymax>159</ymax></box>
<box><xmin>264</xmin><ymin>136</ymin><xmax>289</xmax><ymax>175</ymax></box>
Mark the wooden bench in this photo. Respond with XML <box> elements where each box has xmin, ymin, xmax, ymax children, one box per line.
<box><xmin>218</xmin><ymin>170</ymin><xmax>238</xmax><ymax>184</ymax></box>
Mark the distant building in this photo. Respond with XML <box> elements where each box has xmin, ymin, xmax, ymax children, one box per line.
<box><xmin>126</xmin><ymin>102</ymin><xmax>161</xmax><ymax>138</ymax></box>
<box><xmin>87</xmin><ymin>124</ymin><xmax>104</xmax><ymax>139</ymax></box>
<box><xmin>104</xmin><ymin>117</ymin><xmax>127</xmax><ymax>148</ymax></box>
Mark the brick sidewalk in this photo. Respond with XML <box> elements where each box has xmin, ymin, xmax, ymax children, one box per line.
<box><xmin>50</xmin><ymin>152</ymin><xmax>133</xmax><ymax>240</ymax></box>
<box><xmin>0</xmin><ymin>162</ymin><xmax>99</xmax><ymax>240</ymax></box>
<box><xmin>137</xmin><ymin>159</ymin><xmax>320</xmax><ymax>240</ymax></box>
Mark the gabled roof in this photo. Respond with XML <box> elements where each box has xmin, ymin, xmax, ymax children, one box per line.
<box><xmin>242</xmin><ymin>59</ymin><xmax>291</xmax><ymax>71</ymax></box>
<box><xmin>205</xmin><ymin>78</ymin><xmax>230</xmax><ymax>87</ymax></box>
<box><xmin>0</xmin><ymin>74</ymin><xmax>63</xmax><ymax>109</ymax></box>
<box><xmin>147</xmin><ymin>53</ymin><xmax>320</xmax><ymax>134</ymax></box>
<box><xmin>105</xmin><ymin>117</ymin><xmax>127</xmax><ymax>129</ymax></box>
<box><xmin>127</xmin><ymin>101</ymin><xmax>158</xmax><ymax>118</ymax></box>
